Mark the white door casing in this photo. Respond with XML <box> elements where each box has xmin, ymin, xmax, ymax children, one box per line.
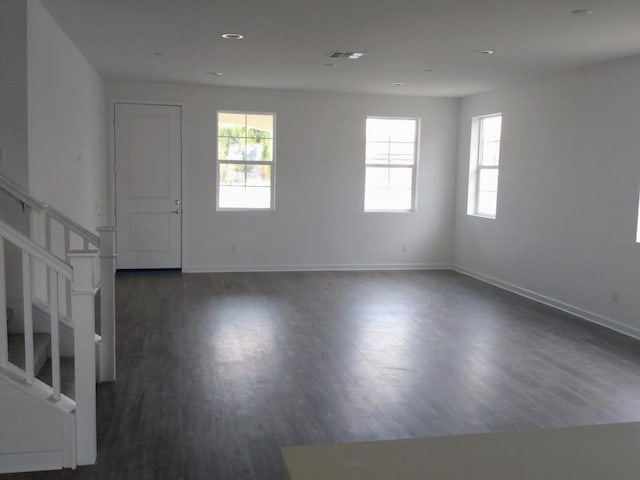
<box><xmin>114</xmin><ymin>103</ymin><xmax>182</xmax><ymax>269</ymax></box>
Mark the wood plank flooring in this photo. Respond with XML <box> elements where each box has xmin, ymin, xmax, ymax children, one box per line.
<box><xmin>5</xmin><ymin>270</ymin><xmax>640</xmax><ymax>479</ymax></box>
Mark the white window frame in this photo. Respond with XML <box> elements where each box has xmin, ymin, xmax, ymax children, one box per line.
<box><xmin>467</xmin><ymin>113</ymin><xmax>502</xmax><ymax>219</ymax></box>
<box><xmin>364</xmin><ymin>116</ymin><xmax>420</xmax><ymax>213</ymax></box>
<box><xmin>636</xmin><ymin>189</ymin><xmax>640</xmax><ymax>243</ymax></box>
<box><xmin>216</xmin><ymin>110</ymin><xmax>276</xmax><ymax>211</ymax></box>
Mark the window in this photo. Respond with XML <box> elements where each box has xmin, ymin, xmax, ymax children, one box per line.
<box><xmin>468</xmin><ymin>113</ymin><xmax>502</xmax><ymax>218</ymax></box>
<box><xmin>217</xmin><ymin>111</ymin><xmax>275</xmax><ymax>210</ymax></box>
<box><xmin>365</xmin><ymin>117</ymin><xmax>419</xmax><ymax>212</ymax></box>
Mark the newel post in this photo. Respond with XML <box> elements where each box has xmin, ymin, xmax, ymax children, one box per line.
<box><xmin>69</xmin><ymin>250</ymin><xmax>98</xmax><ymax>466</ymax></box>
<box><xmin>97</xmin><ymin>226</ymin><xmax>116</xmax><ymax>383</ymax></box>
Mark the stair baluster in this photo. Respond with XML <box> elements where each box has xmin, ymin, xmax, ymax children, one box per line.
<box><xmin>0</xmin><ymin>238</ymin><xmax>7</xmax><ymax>369</ymax></box>
<box><xmin>22</xmin><ymin>251</ymin><xmax>35</xmax><ymax>384</ymax></box>
<box><xmin>49</xmin><ymin>267</ymin><xmax>61</xmax><ymax>400</ymax></box>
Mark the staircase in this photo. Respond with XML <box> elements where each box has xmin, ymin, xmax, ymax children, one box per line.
<box><xmin>0</xmin><ymin>174</ymin><xmax>116</xmax><ymax>473</ymax></box>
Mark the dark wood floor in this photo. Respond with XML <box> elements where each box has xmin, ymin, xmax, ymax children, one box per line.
<box><xmin>6</xmin><ymin>270</ymin><xmax>640</xmax><ymax>479</ymax></box>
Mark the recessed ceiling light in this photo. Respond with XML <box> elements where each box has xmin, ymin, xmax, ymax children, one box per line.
<box><xmin>571</xmin><ymin>9</ymin><xmax>593</xmax><ymax>14</ymax></box>
<box><xmin>392</xmin><ymin>82</ymin><xmax>406</xmax><ymax>86</ymax></box>
<box><xmin>207</xmin><ymin>72</ymin><xmax>224</xmax><ymax>76</ymax></box>
<box><xmin>221</xmin><ymin>33</ymin><xmax>244</xmax><ymax>40</ymax></box>
<box><xmin>473</xmin><ymin>49</ymin><xmax>494</xmax><ymax>55</ymax></box>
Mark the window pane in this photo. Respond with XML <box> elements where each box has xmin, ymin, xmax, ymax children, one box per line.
<box><xmin>388</xmin><ymin>189</ymin><xmax>412</xmax><ymax>210</ymax></box>
<box><xmin>220</xmin><ymin>163</ymin><xmax>246</xmax><ymax>186</ymax></box>
<box><xmin>219</xmin><ymin>186</ymin><xmax>246</xmax><ymax>209</ymax></box>
<box><xmin>477</xmin><ymin>191</ymin><xmax>497</xmax><ymax>217</ymax></box>
<box><xmin>246</xmin><ymin>114</ymin><xmax>273</xmax><ymax>138</ymax></box>
<box><xmin>245</xmin><ymin>187</ymin><xmax>271</xmax><ymax>209</ymax></box>
<box><xmin>246</xmin><ymin>165</ymin><xmax>271</xmax><ymax>187</ymax></box>
<box><xmin>364</xmin><ymin>188</ymin><xmax>387</xmax><ymax>211</ymax></box>
<box><xmin>389</xmin><ymin>142</ymin><xmax>415</xmax><ymax>165</ymax></box>
<box><xmin>366</xmin><ymin>118</ymin><xmax>391</xmax><ymax>142</ymax></box>
<box><xmin>481</xmin><ymin>115</ymin><xmax>502</xmax><ymax>142</ymax></box>
<box><xmin>217</xmin><ymin>112</ymin><xmax>275</xmax><ymax>210</ymax></box>
<box><xmin>388</xmin><ymin>119</ymin><xmax>417</xmax><ymax>142</ymax></box>
<box><xmin>218</xmin><ymin>112</ymin><xmax>247</xmax><ymax>137</ymax></box>
<box><xmin>246</xmin><ymin>138</ymin><xmax>272</xmax><ymax>161</ymax></box>
<box><xmin>219</xmin><ymin>136</ymin><xmax>245</xmax><ymax>160</ymax></box>
<box><xmin>365</xmin><ymin>188</ymin><xmax>411</xmax><ymax>211</ymax></box>
<box><xmin>365</xmin><ymin>118</ymin><xmax>418</xmax><ymax>211</ymax></box>
<box><xmin>365</xmin><ymin>167</ymin><xmax>389</xmax><ymax>190</ymax></box>
<box><xmin>478</xmin><ymin>169</ymin><xmax>499</xmax><ymax>193</ymax></box>
<box><xmin>480</xmin><ymin>141</ymin><xmax>500</xmax><ymax>166</ymax></box>
<box><xmin>366</xmin><ymin>141</ymin><xmax>390</xmax><ymax>164</ymax></box>
<box><xmin>389</xmin><ymin>167</ymin><xmax>413</xmax><ymax>189</ymax></box>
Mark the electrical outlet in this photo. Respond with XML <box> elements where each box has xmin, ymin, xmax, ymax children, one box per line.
<box><xmin>611</xmin><ymin>290</ymin><xmax>621</xmax><ymax>303</ymax></box>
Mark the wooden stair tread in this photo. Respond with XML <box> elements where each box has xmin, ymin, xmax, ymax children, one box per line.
<box><xmin>7</xmin><ymin>333</ymin><xmax>51</xmax><ymax>375</ymax></box>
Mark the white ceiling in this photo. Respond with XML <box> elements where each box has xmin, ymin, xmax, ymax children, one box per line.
<box><xmin>41</xmin><ymin>0</ymin><xmax>640</xmax><ymax>97</ymax></box>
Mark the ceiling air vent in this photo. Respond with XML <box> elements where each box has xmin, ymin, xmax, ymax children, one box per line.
<box><xmin>327</xmin><ymin>51</ymin><xmax>367</xmax><ymax>59</ymax></box>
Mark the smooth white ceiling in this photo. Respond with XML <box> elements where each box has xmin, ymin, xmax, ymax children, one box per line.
<box><xmin>41</xmin><ymin>0</ymin><xmax>640</xmax><ymax>97</ymax></box>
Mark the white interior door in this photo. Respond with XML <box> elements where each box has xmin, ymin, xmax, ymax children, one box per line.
<box><xmin>115</xmin><ymin>103</ymin><xmax>182</xmax><ymax>269</ymax></box>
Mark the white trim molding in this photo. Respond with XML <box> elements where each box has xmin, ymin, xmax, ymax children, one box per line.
<box><xmin>454</xmin><ymin>265</ymin><xmax>640</xmax><ymax>341</ymax></box>
<box><xmin>183</xmin><ymin>263</ymin><xmax>452</xmax><ymax>273</ymax></box>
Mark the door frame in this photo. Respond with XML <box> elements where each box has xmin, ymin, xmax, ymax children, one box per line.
<box><xmin>110</xmin><ymin>99</ymin><xmax>186</xmax><ymax>269</ymax></box>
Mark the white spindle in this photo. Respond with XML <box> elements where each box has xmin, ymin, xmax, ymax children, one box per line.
<box><xmin>63</xmin><ymin>279</ymin><xmax>71</xmax><ymax>321</ymax></box>
<box><xmin>64</xmin><ymin>227</ymin><xmax>72</xmax><ymax>318</ymax></box>
<box><xmin>22</xmin><ymin>252</ymin><xmax>34</xmax><ymax>383</ymax></box>
<box><xmin>45</xmin><ymin>215</ymin><xmax>52</xmax><ymax>305</ymax></box>
<box><xmin>44</xmin><ymin>215</ymin><xmax>52</xmax><ymax>250</ymax></box>
<box><xmin>69</xmin><ymin>250</ymin><xmax>98</xmax><ymax>465</ymax></box>
<box><xmin>64</xmin><ymin>226</ymin><xmax>70</xmax><ymax>256</ymax></box>
<box><xmin>0</xmin><ymin>238</ymin><xmax>7</xmax><ymax>369</ymax></box>
<box><xmin>49</xmin><ymin>268</ymin><xmax>61</xmax><ymax>400</ymax></box>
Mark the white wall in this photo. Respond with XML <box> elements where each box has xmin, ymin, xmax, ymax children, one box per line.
<box><xmin>27</xmin><ymin>0</ymin><xmax>106</xmax><ymax>232</ymax></box>
<box><xmin>107</xmin><ymin>81</ymin><xmax>459</xmax><ymax>271</ymax></box>
<box><xmin>0</xmin><ymin>0</ymin><xmax>30</xmax><ymax>320</ymax></box>
<box><xmin>0</xmin><ymin>0</ymin><xmax>28</xmax><ymax>191</ymax></box>
<box><xmin>454</xmin><ymin>55</ymin><xmax>640</xmax><ymax>336</ymax></box>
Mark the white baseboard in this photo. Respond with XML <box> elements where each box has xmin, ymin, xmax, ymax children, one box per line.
<box><xmin>454</xmin><ymin>265</ymin><xmax>640</xmax><ymax>341</ymax></box>
<box><xmin>0</xmin><ymin>451</ymin><xmax>64</xmax><ymax>474</ymax></box>
<box><xmin>183</xmin><ymin>263</ymin><xmax>452</xmax><ymax>273</ymax></box>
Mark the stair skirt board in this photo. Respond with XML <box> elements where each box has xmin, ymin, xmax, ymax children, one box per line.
<box><xmin>0</xmin><ymin>370</ymin><xmax>76</xmax><ymax>472</ymax></box>
<box><xmin>0</xmin><ymin>452</ymin><xmax>70</xmax><ymax>474</ymax></box>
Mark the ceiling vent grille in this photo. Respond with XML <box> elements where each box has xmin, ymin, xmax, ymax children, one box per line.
<box><xmin>327</xmin><ymin>51</ymin><xmax>366</xmax><ymax>59</ymax></box>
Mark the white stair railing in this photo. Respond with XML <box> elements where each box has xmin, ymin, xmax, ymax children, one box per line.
<box><xmin>0</xmin><ymin>219</ymin><xmax>73</xmax><ymax>385</ymax></box>
<box><xmin>0</xmin><ymin>173</ymin><xmax>116</xmax><ymax>383</ymax></box>
<box><xmin>0</xmin><ymin>218</ymin><xmax>100</xmax><ymax>464</ymax></box>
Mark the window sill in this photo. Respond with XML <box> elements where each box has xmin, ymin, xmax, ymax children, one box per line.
<box><xmin>365</xmin><ymin>209</ymin><xmax>415</xmax><ymax>214</ymax></box>
<box><xmin>216</xmin><ymin>208</ymin><xmax>274</xmax><ymax>212</ymax></box>
<box><xmin>467</xmin><ymin>212</ymin><xmax>496</xmax><ymax>220</ymax></box>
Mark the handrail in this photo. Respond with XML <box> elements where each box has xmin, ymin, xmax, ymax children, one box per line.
<box><xmin>0</xmin><ymin>174</ymin><xmax>100</xmax><ymax>247</ymax></box>
<box><xmin>0</xmin><ymin>218</ymin><xmax>73</xmax><ymax>279</ymax></box>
